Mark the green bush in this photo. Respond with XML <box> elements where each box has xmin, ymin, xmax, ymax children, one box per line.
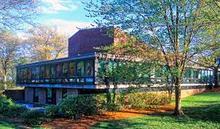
<box><xmin>0</xmin><ymin>95</ymin><xmax>27</xmax><ymax>117</ymax></box>
<box><xmin>58</xmin><ymin>94</ymin><xmax>99</xmax><ymax>119</ymax></box>
<box><xmin>117</xmin><ymin>92</ymin><xmax>170</xmax><ymax>109</ymax></box>
<box><xmin>0</xmin><ymin>95</ymin><xmax>14</xmax><ymax>114</ymax></box>
<box><xmin>21</xmin><ymin>110</ymin><xmax>46</xmax><ymax>126</ymax></box>
<box><xmin>45</xmin><ymin>105</ymin><xmax>59</xmax><ymax>118</ymax></box>
<box><xmin>105</xmin><ymin>103</ymin><xmax>121</xmax><ymax>111</ymax></box>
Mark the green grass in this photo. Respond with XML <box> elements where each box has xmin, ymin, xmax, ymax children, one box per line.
<box><xmin>92</xmin><ymin>92</ymin><xmax>220</xmax><ymax>129</ymax></box>
<box><xmin>0</xmin><ymin>121</ymin><xmax>16</xmax><ymax>129</ymax></box>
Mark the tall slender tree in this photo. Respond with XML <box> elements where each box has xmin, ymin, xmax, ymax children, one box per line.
<box><xmin>85</xmin><ymin>0</ymin><xmax>220</xmax><ymax>115</ymax></box>
<box><xmin>0</xmin><ymin>31</ymin><xmax>21</xmax><ymax>90</ymax></box>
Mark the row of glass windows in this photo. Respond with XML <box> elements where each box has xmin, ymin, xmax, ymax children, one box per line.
<box><xmin>17</xmin><ymin>59</ymin><xmax>94</xmax><ymax>84</ymax></box>
<box><xmin>97</xmin><ymin>59</ymin><xmax>214</xmax><ymax>84</ymax></box>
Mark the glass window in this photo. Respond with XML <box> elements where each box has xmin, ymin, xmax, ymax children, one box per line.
<box><xmin>31</xmin><ymin>67</ymin><xmax>36</xmax><ymax>80</ymax></box>
<box><xmin>193</xmin><ymin>69</ymin><xmax>199</xmax><ymax>79</ymax></box>
<box><xmin>27</xmin><ymin>68</ymin><xmax>31</xmax><ymax>80</ymax></box>
<box><xmin>62</xmin><ymin>89</ymin><xmax>67</xmax><ymax>98</ymax></box>
<box><xmin>33</xmin><ymin>88</ymin><xmax>39</xmax><ymax>102</ymax></box>
<box><xmin>77</xmin><ymin>61</ymin><xmax>84</xmax><ymax>76</ymax></box>
<box><xmin>56</xmin><ymin>63</ymin><xmax>62</xmax><ymax>78</ymax></box>
<box><xmin>69</xmin><ymin>62</ymin><xmax>75</xmax><ymax>77</ymax></box>
<box><xmin>24</xmin><ymin>68</ymin><xmax>28</xmax><ymax>80</ymax></box>
<box><xmin>40</xmin><ymin>66</ymin><xmax>45</xmax><ymax>79</ymax></box>
<box><xmin>184</xmin><ymin>68</ymin><xmax>191</xmax><ymax>78</ymax></box>
<box><xmin>85</xmin><ymin>60</ymin><xmax>94</xmax><ymax>76</ymax></box>
<box><xmin>35</xmin><ymin>66</ymin><xmax>40</xmax><ymax>80</ymax></box>
<box><xmin>62</xmin><ymin>62</ymin><xmax>69</xmax><ymax>78</ymax></box>
<box><xmin>50</xmin><ymin>65</ymin><xmax>56</xmax><ymax>78</ymax></box>
<box><xmin>45</xmin><ymin>65</ymin><xmax>50</xmax><ymax>79</ymax></box>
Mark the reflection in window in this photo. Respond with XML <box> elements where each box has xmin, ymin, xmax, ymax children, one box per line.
<box><xmin>31</xmin><ymin>67</ymin><xmax>36</xmax><ymax>80</ymax></box>
<box><xmin>45</xmin><ymin>65</ymin><xmax>50</xmax><ymax>79</ymax></box>
<box><xmin>69</xmin><ymin>62</ymin><xmax>75</xmax><ymax>77</ymax></box>
<box><xmin>77</xmin><ymin>61</ymin><xmax>84</xmax><ymax>76</ymax></box>
<box><xmin>40</xmin><ymin>66</ymin><xmax>45</xmax><ymax>79</ymax></box>
<box><xmin>50</xmin><ymin>65</ymin><xmax>56</xmax><ymax>78</ymax></box>
<box><xmin>62</xmin><ymin>63</ymin><xmax>68</xmax><ymax>78</ymax></box>
<box><xmin>56</xmin><ymin>63</ymin><xmax>62</xmax><ymax>78</ymax></box>
<box><xmin>85</xmin><ymin>60</ymin><xmax>93</xmax><ymax>76</ymax></box>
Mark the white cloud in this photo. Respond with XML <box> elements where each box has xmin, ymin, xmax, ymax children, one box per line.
<box><xmin>44</xmin><ymin>19</ymin><xmax>96</xmax><ymax>36</ymax></box>
<box><xmin>39</xmin><ymin>0</ymin><xmax>79</xmax><ymax>14</ymax></box>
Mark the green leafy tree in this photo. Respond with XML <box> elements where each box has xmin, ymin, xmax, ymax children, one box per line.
<box><xmin>86</xmin><ymin>0</ymin><xmax>220</xmax><ymax>115</ymax></box>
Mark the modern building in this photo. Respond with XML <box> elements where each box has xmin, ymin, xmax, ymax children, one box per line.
<box><xmin>16</xmin><ymin>28</ymin><xmax>216</xmax><ymax>105</ymax></box>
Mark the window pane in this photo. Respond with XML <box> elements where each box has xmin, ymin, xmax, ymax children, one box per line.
<box><xmin>50</xmin><ymin>65</ymin><xmax>56</xmax><ymax>78</ymax></box>
<box><xmin>85</xmin><ymin>60</ymin><xmax>94</xmax><ymax>76</ymax></box>
<box><xmin>45</xmin><ymin>65</ymin><xmax>50</xmax><ymax>78</ymax></box>
<box><xmin>40</xmin><ymin>66</ymin><xmax>45</xmax><ymax>79</ymax></box>
<box><xmin>77</xmin><ymin>61</ymin><xmax>84</xmax><ymax>76</ymax></box>
<box><xmin>69</xmin><ymin>62</ymin><xmax>75</xmax><ymax>77</ymax></box>
<box><xmin>62</xmin><ymin>62</ymin><xmax>69</xmax><ymax>78</ymax></box>
<box><xmin>56</xmin><ymin>63</ymin><xmax>62</xmax><ymax>78</ymax></box>
<box><xmin>31</xmin><ymin>67</ymin><xmax>36</xmax><ymax>80</ymax></box>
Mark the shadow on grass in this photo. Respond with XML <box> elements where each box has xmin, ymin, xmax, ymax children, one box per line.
<box><xmin>183</xmin><ymin>103</ymin><xmax>220</xmax><ymax>123</ymax></box>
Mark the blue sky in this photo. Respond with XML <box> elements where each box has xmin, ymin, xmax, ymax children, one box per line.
<box><xmin>37</xmin><ymin>0</ymin><xmax>96</xmax><ymax>36</ymax></box>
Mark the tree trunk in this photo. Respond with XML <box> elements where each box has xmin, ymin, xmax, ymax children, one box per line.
<box><xmin>3</xmin><ymin>75</ymin><xmax>7</xmax><ymax>90</ymax></box>
<box><xmin>174</xmin><ymin>77</ymin><xmax>184</xmax><ymax>116</ymax></box>
<box><xmin>104</xmin><ymin>77</ymin><xmax>111</xmax><ymax>104</ymax></box>
<box><xmin>214</xmin><ymin>66</ymin><xmax>219</xmax><ymax>88</ymax></box>
<box><xmin>112</xmin><ymin>83</ymin><xmax>117</xmax><ymax>103</ymax></box>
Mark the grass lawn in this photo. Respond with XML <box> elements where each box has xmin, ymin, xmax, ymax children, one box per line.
<box><xmin>0</xmin><ymin>121</ymin><xmax>16</xmax><ymax>129</ymax></box>
<box><xmin>92</xmin><ymin>92</ymin><xmax>220</xmax><ymax>129</ymax></box>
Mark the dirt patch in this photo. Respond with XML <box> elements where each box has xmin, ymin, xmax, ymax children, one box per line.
<box><xmin>207</xmin><ymin>87</ymin><xmax>220</xmax><ymax>92</ymax></box>
<box><xmin>42</xmin><ymin>104</ymin><xmax>174</xmax><ymax>129</ymax></box>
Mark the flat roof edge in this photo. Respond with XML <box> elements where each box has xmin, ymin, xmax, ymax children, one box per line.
<box><xmin>17</xmin><ymin>52</ymin><xmax>97</xmax><ymax>68</ymax></box>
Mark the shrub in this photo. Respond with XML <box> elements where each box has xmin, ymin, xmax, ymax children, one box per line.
<box><xmin>21</xmin><ymin>110</ymin><xmax>46</xmax><ymax>126</ymax></box>
<box><xmin>45</xmin><ymin>105</ymin><xmax>59</xmax><ymax>118</ymax></box>
<box><xmin>4</xmin><ymin>105</ymin><xmax>27</xmax><ymax>117</ymax></box>
<box><xmin>117</xmin><ymin>92</ymin><xmax>171</xmax><ymax>109</ymax></box>
<box><xmin>105</xmin><ymin>103</ymin><xmax>121</xmax><ymax>111</ymax></box>
<box><xmin>0</xmin><ymin>95</ymin><xmax>27</xmax><ymax>117</ymax></box>
<box><xmin>0</xmin><ymin>95</ymin><xmax>14</xmax><ymax>113</ymax></box>
<box><xmin>59</xmin><ymin>94</ymin><xmax>99</xmax><ymax>119</ymax></box>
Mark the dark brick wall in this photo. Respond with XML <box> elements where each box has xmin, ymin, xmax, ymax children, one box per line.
<box><xmin>68</xmin><ymin>28</ymin><xmax>114</xmax><ymax>57</ymax></box>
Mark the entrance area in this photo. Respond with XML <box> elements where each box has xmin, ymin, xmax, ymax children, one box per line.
<box><xmin>46</xmin><ymin>88</ymin><xmax>56</xmax><ymax>104</ymax></box>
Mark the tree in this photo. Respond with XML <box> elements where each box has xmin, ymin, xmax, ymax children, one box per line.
<box><xmin>97</xmin><ymin>52</ymin><xmax>155</xmax><ymax>107</ymax></box>
<box><xmin>0</xmin><ymin>0</ymin><xmax>38</xmax><ymax>31</ymax></box>
<box><xmin>26</xmin><ymin>25</ymin><xmax>68</xmax><ymax>61</ymax></box>
<box><xmin>196</xmin><ymin>23</ymin><xmax>220</xmax><ymax>88</ymax></box>
<box><xmin>85</xmin><ymin>0</ymin><xmax>220</xmax><ymax>115</ymax></box>
<box><xmin>0</xmin><ymin>31</ymin><xmax>21</xmax><ymax>90</ymax></box>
